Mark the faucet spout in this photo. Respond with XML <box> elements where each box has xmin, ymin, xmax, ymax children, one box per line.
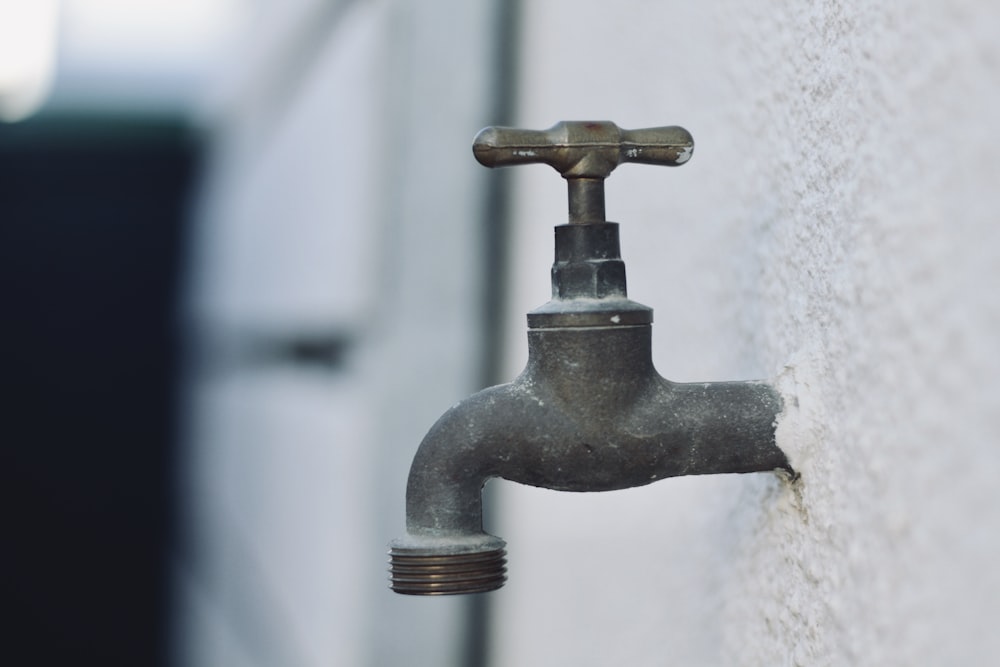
<box><xmin>389</xmin><ymin>321</ymin><xmax>791</xmax><ymax>595</ymax></box>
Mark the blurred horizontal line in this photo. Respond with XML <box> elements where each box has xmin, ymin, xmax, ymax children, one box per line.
<box><xmin>192</xmin><ymin>330</ymin><xmax>357</xmax><ymax>373</ymax></box>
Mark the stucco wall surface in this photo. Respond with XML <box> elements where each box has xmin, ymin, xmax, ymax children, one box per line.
<box><xmin>493</xmin><ymin>2</ymin><xmax>1000</xmax><ymax>665</ymax></box>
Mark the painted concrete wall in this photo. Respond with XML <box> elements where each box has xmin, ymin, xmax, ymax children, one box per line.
<box><xmin>493</xmin><ymin>2</ymin><xmax>1000</xmax><ymax>665</ymax></box>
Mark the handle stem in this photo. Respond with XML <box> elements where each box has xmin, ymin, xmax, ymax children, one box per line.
<box><xmin>568</xmin><ymin>178</ymin><xmax>606</xmax><ymax>224</ymax></box>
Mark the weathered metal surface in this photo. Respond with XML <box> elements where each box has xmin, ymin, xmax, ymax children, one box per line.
<box><xmin>473</xmin><ymin>121</ymin><xmax>693</xmax><ymax>223</ymax></box>
<box><xmin>389</xmin><ymin>123</ymin><xmax>792</xmax><ymax>595</ymax></box>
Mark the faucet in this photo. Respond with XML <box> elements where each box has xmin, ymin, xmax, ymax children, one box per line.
<box><xmin>388</xmin><ymin>121</ymin><xmax>793</xmax><ymax>595</ymax></box>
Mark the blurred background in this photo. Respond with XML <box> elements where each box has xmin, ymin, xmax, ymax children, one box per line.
<box><xmin>3</xmin><ymin>1</ymin><xmax>515</xmax><ymax>665</ymax></box>
<box><xmin>4</xmin><ymin>1</ymin><xmax>999</xmax><ymax>666</ymax></box>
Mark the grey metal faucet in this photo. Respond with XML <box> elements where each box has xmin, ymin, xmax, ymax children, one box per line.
<box><xmin>388</xmin><ymin>121</ymin><xmax>793</xmax><ymax>595</ymax></box>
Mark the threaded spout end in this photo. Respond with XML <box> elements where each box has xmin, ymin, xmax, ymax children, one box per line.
<box><xmin>388</xmin><ymin>541</ymin><xmax>507</xmax><ymax>595</ymax></box>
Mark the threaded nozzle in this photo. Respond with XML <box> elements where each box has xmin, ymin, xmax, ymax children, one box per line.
<box><xmin>388</xmin><ymin>544</ymin><xmax>507</xmax><ymax>595</ymax></box>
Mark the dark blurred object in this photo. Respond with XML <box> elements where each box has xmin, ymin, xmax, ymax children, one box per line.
<box><xmin>0</xmin><ymin>114</ymin><xmax>199</xmax><ymax>666</ymax></box>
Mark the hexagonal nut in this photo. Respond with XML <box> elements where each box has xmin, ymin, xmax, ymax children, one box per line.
<box><xmin>553</xmin><ymin>259</ymin><xmax>627</xmax><ymax>299</ymax></box>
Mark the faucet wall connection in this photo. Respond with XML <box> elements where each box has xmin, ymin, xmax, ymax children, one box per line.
<box><xmin>388</xmin><ymin>121</ymin><xmax>793</xmax><ymax>595</ymax></box>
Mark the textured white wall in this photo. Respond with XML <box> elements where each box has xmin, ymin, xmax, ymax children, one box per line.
<box><xmin>494</xmin><ymin>2</ymin><xmax>1000</xmax><ymax>665</ymax></box>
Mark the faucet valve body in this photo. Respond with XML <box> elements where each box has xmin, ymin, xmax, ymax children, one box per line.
<box><xmin>388</xmin><ymin>122</ymin><xmax>792</xmax><ymax>595</ymax></box>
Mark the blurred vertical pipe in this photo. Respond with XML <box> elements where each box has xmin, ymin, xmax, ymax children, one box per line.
<box><xmin>463</xmin><ymin>1</ymin><xmax>520</xmax><ymax>666</ymax></box>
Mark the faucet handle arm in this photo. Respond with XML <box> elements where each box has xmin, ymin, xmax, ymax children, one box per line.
<box><xmin>473</xmin><ymin>121</ymin><xmax>693</xmax><ymax>223</ymax></box>
<box><xmin>472</xmin><ymin>121</ymin><xmax>693</xmax><ymax>179</ymax></box>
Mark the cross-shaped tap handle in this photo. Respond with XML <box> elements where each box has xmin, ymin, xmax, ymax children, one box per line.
<box><xmin>473</xmin><ymin>121</ymin><xmax>694</xmax><ymax>223</ymax></box>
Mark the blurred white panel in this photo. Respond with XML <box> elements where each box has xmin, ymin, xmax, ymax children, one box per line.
<box><xmin>190</xmin><ymin>1</ymin><xmax>382</xmax><ymax>332</ymax></box>
<box><xmin>181</xmin><ymin>1</ymin><xmax>505</xmax><ymax>665</ymax></box>
<box><xmin>180</xmin><ymin>367</ymin><xmax>371</xmax><ymax>667</ymax></box>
